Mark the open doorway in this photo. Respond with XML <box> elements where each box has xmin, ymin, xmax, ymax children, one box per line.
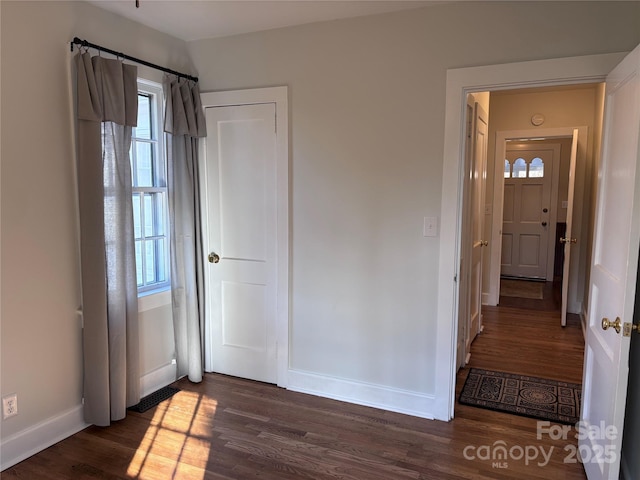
<box><xmin>438</xmin><ymin>48</ymin><xmax>640</xmax><ymax>479</ymax></box>
<box><xmin>457</xmin><ymin>82</ymin><xmax>605</xmax><ymax>405</ymax></box>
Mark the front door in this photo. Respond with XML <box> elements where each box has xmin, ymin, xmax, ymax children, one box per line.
<box><xmin>203</xmin><ymin>102</ymin><xmax>278</xmax><ymax>384</ymax></box>
<box><xmin>501</xmin><ymin>145</ymin><xmax>556</xmax><ymax>279</ymax></box>
<box><xmin>580</xmin><ymin>44</ymin><xmax>640</xmax><ymax>480</ymax></box>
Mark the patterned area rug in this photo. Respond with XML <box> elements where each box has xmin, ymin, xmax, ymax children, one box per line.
<box><xmin>459</xmin><ymin>368</ymin><xmax>581</xmax><ymax>425</ymax></box>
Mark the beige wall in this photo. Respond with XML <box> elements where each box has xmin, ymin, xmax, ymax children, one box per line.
<box><xmin>1</xmin><ymin>0</ymin><xmax>639</xmax><ymax>468</ymax></box>
<box><xmin>486</xmin><ymin>85</ymin><xmax>604</xmax><ymax>313</ymax></box>
<box><xmin>188</xmin><ymin>2</ymin><xmax>639</xmax><ymax>393</ymax></box>
<box><xmin>0</xmin><ymin>0</ymin><xmax>189</xmax><ymax>462</ymax></box>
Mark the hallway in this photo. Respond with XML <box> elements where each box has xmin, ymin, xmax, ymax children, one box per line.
<box><xmin>458</xmin><ymin>278</ymin><xmax>584</xmax><ymax>394</ymax></box>
<box><xmin>459</xmin><ymin>280</ymin><xmax>584</xmax><ymax>384</ymax></box>
<box><xmin>453</xmin><ymin>282</ymin><xmax>586</xmax><ymax>477</ymax></box>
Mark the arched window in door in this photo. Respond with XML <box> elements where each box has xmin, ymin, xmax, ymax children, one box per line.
<box><xmin>513</xmin><ymin>157</ymin><xmax>527</xmax><ymax>178</ymax></box>
<box><xmin>529</xmin><ymin>157</ymin><xmax>544</xmax><ymax>177</ymax></box>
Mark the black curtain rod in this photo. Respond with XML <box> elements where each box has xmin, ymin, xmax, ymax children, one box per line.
<box><xmin>70</xmin><ymin>37</ymin><xmax>198</xmax><ymax>83</ymax></box>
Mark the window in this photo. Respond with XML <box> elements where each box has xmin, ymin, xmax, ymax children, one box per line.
<box><xmin>512</xmin><ymin>158</ymin><xmax>527</xmax><ymax>178</ymax></box>
<box><xmin>131</xmin><ymin>81</ymin><xmax>169</xmax><ymax>293</ymax></box>
<box><xmin>528</xmin><ymin>157</ymin><xmax>544</xmax><ymax>177</ymax></box>
<box><xmin>505</xmin><ymin>156</ymin><xmax>545</xmax><ymax>179</ymax></box>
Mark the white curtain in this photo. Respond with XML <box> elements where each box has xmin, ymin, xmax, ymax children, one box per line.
<box><xmin>163</xmin><ymin>77</ymin><xmax>207</xmax><ymax>382</ymax></box>
<box><xmin>75</xmin><ymin>52</ymin><xmax>140</xmax><ymax>426</ymax></box>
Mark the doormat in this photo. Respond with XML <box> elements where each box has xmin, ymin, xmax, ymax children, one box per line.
<box><xmin>459</xmin><ymin>368</ymin><xmax>581</xmax><ymax>425</ymax></box>
<box><xmin>128</xmin><ymin>386</ymin><xmax>180</xmax><ymax>413</ymax></box>
<box><xmin>500</xmin><ymin>279</ymin><xmax>544</xmax><ymax>299</ymax></box>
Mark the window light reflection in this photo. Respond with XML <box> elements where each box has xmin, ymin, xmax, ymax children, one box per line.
<box><xmin>126</xmin><ymin>391</ymin><xmax>215</xmax><ymax>479</ymax></box>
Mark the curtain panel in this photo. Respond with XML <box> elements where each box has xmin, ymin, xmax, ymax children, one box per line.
<box><xmin>75</xmin><ymin>52</ymin><xmax>140</xmax><ymax>426</ymax></box>
<box><xmin>163</xmin><ymin>77</ymin><xmax>207</xmax><ymax>383</ymax></box>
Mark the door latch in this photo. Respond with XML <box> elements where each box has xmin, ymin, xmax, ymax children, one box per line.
<box><xmin>623</xmin><ymin>322</ymin><xmax>639</xmax><ymax>337</ymax></box>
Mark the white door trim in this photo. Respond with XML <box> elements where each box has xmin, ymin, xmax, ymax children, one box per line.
<box><xmin>435</xmin><ymin>52</ymin><xmax>626</xmax><ymax>421</ymax></box>
<box><xmin>200</xmin><ymin>86</ymin><xmax>289</xmax><ymax>388</ymax></box>
<box><xmin>488</xmin><ymin>128</ymin><xmax>587</xmax><ymax>306</ymax></box>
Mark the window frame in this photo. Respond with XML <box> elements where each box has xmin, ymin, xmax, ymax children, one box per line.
<box><xmin>132</xmin><ymin>79</ymin><xmax>170</xmax><ymax>295</ymax></box>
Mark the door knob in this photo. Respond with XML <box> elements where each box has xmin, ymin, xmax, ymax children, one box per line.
<box><xmin>541</xmin><ymin>222</ymin><xmax>547</xmax><ymax>227</ymax></box>
<box><xmin>602</xmin><ymin>317</ymin><xmax>622</xmax><ymax>334</ymax></box>
<box><xmin>481</xmin><ymin>240</ymin><xmax>488</xmax><ymax>247</ymax></box>
<box><xmin>208</xmin><ymin>252</ymin><xmax>220</xmax><ymax>264</ymax></box>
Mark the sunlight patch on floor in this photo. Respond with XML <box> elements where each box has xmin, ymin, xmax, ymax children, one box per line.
<box><xmin>127</xmin><ymin>391</ymin><xmax>217</xmax><ymax>479</ymax></box>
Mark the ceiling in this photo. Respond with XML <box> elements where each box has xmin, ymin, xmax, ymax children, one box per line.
<box><xmin>88</xmin><ymin>0</ymin><xmax>437</xmax><ymax>42</ymax></box>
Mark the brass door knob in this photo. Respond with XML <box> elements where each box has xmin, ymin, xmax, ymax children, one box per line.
<box><xmin>602</xmin><ymin>317</ymin><xmax>622</xmax><ymax>334</ymax></box>
<box><xmin>560</xmin><ymin>237</ymin><xmax>577</xmax><ymax>244</ymax></box>
<box><xmin>208</xmin><ymin>252</ymin><xmax>220</xmax><ymax>264</ymax></box>
<box><xmin>481</xmin><ymin>240</ymin><xmax>488</xmax><ymax>247</ymax></box>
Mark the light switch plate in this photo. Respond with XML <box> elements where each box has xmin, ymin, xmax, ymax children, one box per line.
<box><xmin>423</xmin><ymin>216</ymin><xmax>438</xmax><ymax>237</ymax></box>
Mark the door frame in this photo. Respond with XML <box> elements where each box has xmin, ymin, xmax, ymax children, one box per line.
<box><xmin>434</xmin><ymin>52</ymin><xmax>627</xmax><ymax>421</ymax></box>
<box><xmin>199</xmin><ymin>86</ymin><xmax>290</xmax><ymax>388</ymax></box>
<box><xmin>487</xmin><ymin>128</ymin><xmax>587</xmax><ymax>306</ymax></box>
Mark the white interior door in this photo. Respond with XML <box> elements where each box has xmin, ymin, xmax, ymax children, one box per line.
<box><xmin>457</xmin><ymin>102</ymin><xmax>475</xmax><ymax>369</ymax></box>
<box><xmin>467</xmin><ymin>103</ymin><xmax>489</xmax><ymax>354</ymax></box>
<box><xmin>501</xmin><ymin>146</ymin><xmax>555</xmax><ymax>279</ymax></box>
<box><xmin>561</xmin><ymin>131</ymin><xmax>579</xmax><ymax>327</ymax></box>
<box><xmin>203</xmin><ymin>102</ymin><xmax>278</xmax><ymax>384</ymax></box>
<box><xmin>581</xmin><ymin>44</ymin><xmax>640</xmax><ymax>480</ymax></box>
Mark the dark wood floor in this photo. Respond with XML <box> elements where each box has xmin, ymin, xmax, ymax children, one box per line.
<box><xmin>4</xmin><ymin>286</ymin><xmax>586</xmax><ymax>479</ymax></box>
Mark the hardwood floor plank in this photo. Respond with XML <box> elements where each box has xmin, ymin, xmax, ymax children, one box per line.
<box><xmin>4</xmin><ymin>294</ymin><xmax>586</xmax><ymax>479</ymax></box>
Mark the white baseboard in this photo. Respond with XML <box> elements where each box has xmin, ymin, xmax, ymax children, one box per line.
<box><xmin>481</xmin><ymin>292</ymin><xmax>491</xmax><ymax>306</ymax></box>
<box><xmin>287</xmin><ymin>369</ymin><xmax>435</xmax><ymax>420</ymax></box>
<box><xmin>0</xmin><ymin>405</ymin><xmax>88</xmax><ymax>471</ymax></box>
<box><xmin>1</xmin><ymin>364</ymin><xmax>177</xmax><ymax>472</ymax></box>
<box><xmin>140</xmin><ymin>362</ymin><xmax>177</xmax><ymax>397</ymax></box>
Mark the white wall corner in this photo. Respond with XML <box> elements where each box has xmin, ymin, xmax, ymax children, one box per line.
<box><xmin>140</xmin><ymin>362</ymin><xmax>178</xmax><ymax>398</ymax></box>
<box><xmin>287</xmin><ymin>369</ymin><xmax>436</xmax><ymax>420</ymax></box>
<box><xmin>0</xmin><ymin>405</ymin><xmax>88</xmax><ymax>471</ymax></box>
<box><xmin>570</xmin><ymin>300</ymin><xmax>583</xmax><ymax>317</ymax></box>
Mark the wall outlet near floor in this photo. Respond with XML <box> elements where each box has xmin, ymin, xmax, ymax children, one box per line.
<box><xmin>3</xmin><ymin>394</ymin><xmax>18</xmax><ymax>419</ymax></box>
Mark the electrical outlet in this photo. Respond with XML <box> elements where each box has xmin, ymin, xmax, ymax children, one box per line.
<box><xmin>3</xmin><ymin>394</ymin><xmax>18</xmax><ymax>419</ymax></box>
